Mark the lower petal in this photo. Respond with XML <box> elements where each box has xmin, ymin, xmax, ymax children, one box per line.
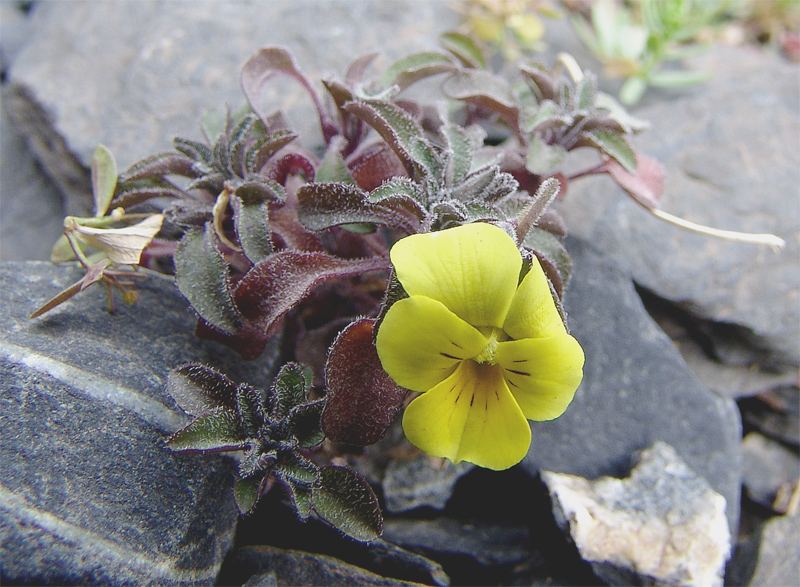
<box><xmin>495</xmin><ymin>335</ymin><xmax>584</xmax><ymax>421</ymax></box>
<box><xmin>402</xmin><ymin>361</ymin><xmax>532</xmax><ymax>470</ymax></box>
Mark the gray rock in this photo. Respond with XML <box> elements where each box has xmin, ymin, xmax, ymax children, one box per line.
<box><xmin>741</xmin><ymin>432</ymin><xmax>800</xmax><ymax>511</ymax></box>
<box><xmin>741</xmin><ymin>385</ymin><xmax>800</xmax><ymax>449</ymax></box>
<box><xmin>0</xmin><ymin>261</ymin><xmax>280</xmax><ymax>585</ymax></box>
<box><xmin>382</xmin><ymin>456</ymin><xmax>474</xmax><ymax>513</ymax></box>
<box><xmin>225</xmin><ymin>545</ymin><xmax>425</xmax><ymax>587</ymax></box>
<box><xmin>726</xmin><ymin>514</ymin><xmax>800</xmax><ymax>587</ymax></box>
<box><xmin>522</xmin><ymin>237</ymin><xmax>743</xmax><ymax>534</ymax></box>
<box><xmin>556</xmin><ymin>43</ymin><xmax>800</xmax><ymax>369</ymax></box>
<box><xmin>542</xmin><ymin>441</ymin><xmax>731</xmax><ymax>587</ymax></box>
<box><xmin>5</xmin><ymin>0</ymin><xmax>459</xmax><ymax>177</ymax></box>
<box><xmin>382</xmin><ymin>518</ymin><xmax>531</xmax><ymax>569</ymax></box>
<box><xmin>0</xmin><ymin>105</ymin><xmax>65</xmax><ymax>261</ymax></box>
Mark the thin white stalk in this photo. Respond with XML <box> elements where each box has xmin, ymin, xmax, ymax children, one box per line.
<box><xmin>650</xmin><ymin>209</ymin><xmax>786</xmax><ymax>252</ymax></box>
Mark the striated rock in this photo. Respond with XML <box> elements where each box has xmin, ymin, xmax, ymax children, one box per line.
<box><xmin>382</xmin><ymin>456</ymin><xmax>474</xmax><ymax>514</ymax></box>
<box><xmin>0</xmin><ymin>261</ymin><xmax>279</xmax><ymax>585</ymax></box>
<box><xmin>224</xmin><ymin>545</ymin><xmax>424</xmax><ymax>587</ymax></box>
<box><xmin>556</xmin><ymin>43</ymin><xmax>800</xmax><ymax>369</ymax></box>
<box><xmin>542</xmin><ymin>442</ymin><xmax>731</xmax><ymax>587</ymax></box>
<box><xmin>522</xmin><ymin>237</ymin><xmax>743</xmax><ymax>534</ymax></box>
<box><xmin>727</xmin><ymin>514</ymin><xmax>800</xmax><ymax>587</ymax></box>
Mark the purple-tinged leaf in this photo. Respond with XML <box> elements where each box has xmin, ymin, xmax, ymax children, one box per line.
<box><xmin>111</xmin><ymin>177</ymin><xmax>186</xmax><ymax>210</ymax></box>
<box><xmin>174</xmin><ymin>224</ymin><xmax>242</xmax><ymax>335</ymax></box>
<box><xmin>520</xmin><ymin>62</ymin><xmax>557</xmax><ymax>102</ymax></box>
<box><xmin>322</xmin><ymin>79</ymin><xmax>354</xmax><ymax>110</ymax></box>
<box><xmin>440</xmin><ymin>31</ymin><xmax>486</xmax><ymax>68</ymax></box>
<box><xmin>344</xmin><ymin>101</ymin><xmax>428</xmax><ymax>178</ymax></box>
<box><xmin>166</xmin><ymin>200</ymin><xmax>214</xmax><ymax>230</ymax></box>
<box><xmin>266</xmin><ymin>151</ymin><xmax>316</xmax><ymax>184</ymax></box>
<box><xmin>369</xmin><ymin>177</ymin><xmax>425</xmax><ymax>206</ymax></box>
<box><xmin>347</xmin><ymin>142</ymin><xmax>408</xmax><ymax>191</ymax></box>
<box><xmin>166</xmin><ymin>363</ymin><xmax>238</xmax><ymax>417</ymax></box>
<box><xmin>322</xmin><ymin>319</ymin><xmax>407</xmax><ymax>446</ymax></box>
<box><xmin>605</xmin><ymin>152</ymin><xmax>665</xmax><ymax>210</ymax></box>
<box><xmin>271</xmin><ymin>363</ymin><xmax>312</xmax><ymax>420</ymax></box>
<box><xmin>379</xmin><ymin>51</ymin><xmax>456</xmax><ymax>93</ymax></box>
<box><xmin>289</xmin><ymin>400</ymin><xmax>325</xmax><ymax>448</ymax></box>
<box><xmin>233</xmin><ymin>252</ymin><xmax>389</xmax><ymax>340</ymax></box>
<box><xmin>234</xmin><ymin>474</ymin><xmax>267</xmax><ymax>515</ymax></box>
<box><xmin>230</xmin><ymin>189</ymin><xmax>273</xmax><ymax>264</ymax></box>
<box><xmin>121</xmin><ymin>152</ymin><xmax>198</xmax><ymax>182</ymax></box>
<box><xmin>312</xmin><ymin>465</ymin><xmax>383</xmax><ymax>542</ymax></box>
<box><xmin>522</xmin><ymin>100</ymin><xmax>571</xmax><ymax>134</ymax></box>
<box><xmin>525</xmin><ymin>134</ymin><xmax>566</xmax><ymax>175</ymax></box>
<box><xmin>236</xmin><ymin>383</ymin><xmax>266</xmax><ymax>438</ymax></box>
<box><xmin>346</xmin><ymin>52</ymin><xmax>379</xmax><ymax>84</ymax></box>
<box><xmin>174</xmin><ymin>137</ymin><xmax>213</xmax><ymax>166</ymax></box>
<box><xmin>241</xmin><ymin>47</ymin><xmax>337</xmax><ymax>142</ymax></box>
<box><xmin>246</xmin><ymin>129</ymin><xmax>298</xmax><ymax>174</ymax></box>
<box><xmin>297</xmin><ymin>182</ymin><xmax>422</xmax><ymax>234</ymax></box>
<box><xmin>194</xmin><ymin>318</ymin><xmax>272</xmax><ymax>361</ymax></box>
<box><xmin>442</xmin><ymin>70</ymin><xmax>520</xmax><ymax>132</ymax></box>
<box><xmin>166</xmin><ymin>407</ymin><xmax>248</xmax><ymax>452</ymax></box>
<box><xmin>537</xmin><ymin>208</ymin><xmax>567</xmax><ymax>237</ymax></box>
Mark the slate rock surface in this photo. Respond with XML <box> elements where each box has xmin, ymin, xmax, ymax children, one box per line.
<box><xmin>726</xmin><ymin>514</ymin><xmax>800</xmax><ymax>587</ymax></box>
<box><xmin>0</xmin><ymin>261</ymin><xmax>279</xmax><ymax>585</ymax></box>
<box><xmin>521</xmin><ymin>237</ymin><xmax>743</xmax><ymax>534</ymax></box>
<box><xmin>556</xmin><ymin>43</ymin><xmax>800</xmax><ymax>369</ymax></box>
<box><xmin>542</xmin><ymin>441</ymin><xmax>731</xmax><ymax>587</ymax></box>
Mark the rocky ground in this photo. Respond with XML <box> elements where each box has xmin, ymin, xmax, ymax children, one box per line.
<box><xmin>1</xmin><ymin>1</ymin><xmax>797</xmax><ymax>586</ymax></box>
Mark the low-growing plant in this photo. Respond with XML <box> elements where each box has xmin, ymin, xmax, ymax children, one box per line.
<box><xmin>32</xmin><ymin>32</ymin><xmax>783</xmax><ymax>540</ymax></box>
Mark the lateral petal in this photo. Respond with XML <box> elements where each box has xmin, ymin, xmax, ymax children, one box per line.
<box><xmin>503</xmin><ymin>256</ymin><xmax>565</xmax><ymax>340</ymax></box>
<box><xmin>376</xmin><ymin>296</ymin><xmax>487</xmax><ymax>392</ymax></box>
<box><xmin>402</xmin><ymin>361</ymin><xmax>532</xmax><ymax>470</ymax></box>
<box><xmin>390</xmin><ymin>223</ymin><xmax>521</xmax><ymax>328</ymax></box>
<box><xmin>495</xmin><ymin>335</ymin><xmax>584</xmax><ymax>421</ymax></box>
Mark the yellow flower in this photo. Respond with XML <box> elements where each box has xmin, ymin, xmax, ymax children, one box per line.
<box><xmin>376</xmin><ymin>222</ymin><xmax>584</xmax><ymax>470</ymax></box>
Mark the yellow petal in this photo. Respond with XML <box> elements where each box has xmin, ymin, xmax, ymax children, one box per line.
<box><xmin>503</xmin><ymin>256</ymin><xmax>565</xmax><ymax>340</ymax></box>
<box><xmin>74</xmin><ymin>214</ymin><xmax>164</xmax><ymax>265</ymax></box>
<box><xmin>376</xmin><ymin>296</ymin><xmax>488</xmax><ymax>392</ymax></box>
<box><xmin>495</xmin><ymin>335</ymin><xmax>584</xmax><ymax>421</ymax></box>
<box><xmin>390</xmin><ymin>223</ymin><xmax>521</xmax><ymax>328</ymax></box>
<box><xmin>402</xmin><ymin>361</ymin><xmax>532</xmax><ymax>470</ymax></box>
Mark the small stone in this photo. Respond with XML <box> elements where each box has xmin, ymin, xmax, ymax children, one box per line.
<box><xmin>742</xmin><ymin>432</ymin><xmax>800</xmax><ymax>511</ymax></box>
<box><xmin>382</xmin><ymin>456</ymin><xmax>474</xmax><ymax>513</ymax></box>
<box><xmin>225</xmin><ymin>545</ymin><xmax>424</xmax><ymax>587</ymax></box>
<box><xmin>542</xmin><ymin>441</ymin><xmax>731</xmax><ymax>587</ymax></box>
<box><xmin>0</xmin><ymin>261</ymin><xmax>280</xmax><ymax>585</ymax></box>
<box><xmin>726</xmin><ymin>514</ymin><xmax>800</xmax><ymax>587</ymax></box>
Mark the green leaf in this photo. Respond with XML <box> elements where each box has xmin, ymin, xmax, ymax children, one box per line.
<box><xmin>272</xmin><ymin>363</ymin><xmax>312</xmax><ymax>420</ymax></box>
<box><xmin>174</xmin><ymin>224</ymin><xmax>242</xmax><ymax>334</ymax></box>
<box><xmin>583</xmin><ymin>129</ymin><xmax>637</xmax><ymax>173</ymax></box>
<box><xmin>576</xmin><ymin>74</ymin><xmax>597</xmax><ymax>111</ymax></box>
<box><xmin>369</xmin><ymin>177</ymin><xmax>426</xmax><ymax>206</ymax></box>
<box><xmin>525</xmin><ymin>135</ymin><xmax>566</xmax><ymax>175</ymax></box>
<box><xmin>166</xmin><ymin>363</ymin><xmax>238</xmax><ymax>417</ymax></box>
<box><xmin>619</xmin><ymin>76</ymin><xmax>648</xmax><ymax>106</ymax></box>
<box><xmin>174</xmin><ymin>137</ymin><xmax>213</xmax><ymax>166</ymax></box>
<box><xmin>167</xmin><ymin>408</ymin><xmax>247</xmax><ymax>452</ymax></box>
<box><xmin>274</xmin><ymin>452</ymin><xmax>319</xmax><ymax>485</ymax></box>
<box><xmin>284</xmin><ymin>478</ymin><xmax>313</xmax><ymax>521</ymax></box>
<box><xmin>441</xmin><ymin>70</ymin><xmax>519</xmax><ymax>130</ymax></box>
<box><xmin>647</xmin><ymin>68</ymin><xmax>711</xmax><ymax>88</ymax></box>
<box><xmin>246</xmin><ymin>130</ymin><xmax>298</xmax><ymax>174</ymax></box>
<box><xmin>440</xmin><ymin>123</ymin><xmax>472</xmax><ymax>186</ymax></box>
<box><xmin>316</xmin><ymin>141</ymin><xmax>356</xmax><ymax>185</ymax></box>
<box><xmin>239</xmin><ymin>447</ymin><xmax>277</xmax><ymax>479</ymax></box>
<box><xmin>230</xmin><ymin>185</ymin><xmax>274</xmax><ymax>264</ymax></box>
<box><xmin>234</xmin><ymin>474</ymin><xmax>264</xmax><ymax>515</ymax></box>
<box><xmin>522</xmin><ymin>100</ymin><xmax>570</xmax><ymax>134</ymax></box>
<box><xmin>288</xmin><ymin>400</ymin><xmax>326</xmax><ymax>448</ymax></box>
<box><xmin>312</xmin><ymin>466</ymin><xmax>383</xmax><ymax>542</ymax></box>
<box><xmin>236</xmin><ymin>384</ymin><xmax>266</xmax><ymax>438</ymax></box>
<box><xmin>439</xmin><ymin>31</ymin><xmax>486</xmax><ymax>68</ymax></box>
<box><xmin>379</xmin><ymin>51</ymin><xmax>456</xmax><ymax>92</ymax></box>
<box><xmin>91</xmin><ymin>145</ymin><xmax>118</xmax><ymax>217</ymax></box>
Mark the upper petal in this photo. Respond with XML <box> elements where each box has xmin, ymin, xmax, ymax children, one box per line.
<box><xmin>402</xmin><ymin>361</ymin><xmax>532</xmax><ymax>470</ymax></box>
<box><xmin>503</xmin><ymin>256</ymin><xmax>565</xmax><ymax>340</ymax></box>
<box><xmin>495</xmin><ymin>335</ymin><xmax>584</xmax><ymax>421</ymax></box>
<box><xmin>390</xmin><ymin>223</ymin><xmax>522</xmax><ymax>328</ymax></box>
<box><xmin>376</xmin><ymin>295</ymin><xmax>488</xmax><ymax>392</ymax></box>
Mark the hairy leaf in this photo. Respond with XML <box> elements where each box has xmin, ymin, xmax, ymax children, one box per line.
<box><xmin>439</xmin><ymin>31</ymin><xmax>486</xmax><ymax>68</ymax></box>
<box><xmin>233</xmin><ymin>251</ymin><xmax>389</xmax><ymax>338</ymax></box>
<box><xmin>347</xmin><ymin>142</ymin><xmax>408</xmax><ymax>191</ymax></box>
<box><xmin>272</xmin><ymin>362</ymin><xmax>311</xmax><ymax>420</ymax></box>
<box><xmin>122</xmin><ymin>152</ymin><xmax>198</xmax><ymax>182</ymax></box>
<box><xmin>316</xmin><ymin>140</ymin><xmax>356</xmax><ymax>185</ymax></box>
<box><xmin>236</xmin><ymin>383</ymin><xmax>266</xmax><ymax>438</ymax></box>
<box><xmin>285</xmin><ymin>478</ymin><xmax>313</xmax><ymax>521</ymax></box>
<box><xmin>234</xmin><ymin>474</ymin><xmax>265</xmax><ymax>515</ymax></box>
<box><xmin>322</xmin><ymin>319</ymin><xmax>407</xmax><ymax>446</ymax></box>
<box><xmin>166</xmin><ymin>363</ymin><xmax>238</xmax><ymax>416</ymax></box>
<box><xmin>174</xmin><ymin>225</ymin><xmax>242</xmax><ymax>334</ymax></box>
<box><xmin>525</xmin><ymin>134</ymin><xmax>566</xmax><ymax>174</ymax></box>
<box><xmin>288</xmin><ymin>400</ymin><xmax>325</xmax><ymax>448</ymax></box>
<box><xmin>441</xmin><ymin>123</ymin><xmax>472</xmax><ymax>186</ymax></box>
<box><xmin>239</xmin><ymin>448</ymin><xmax>277</xmax><ymax>479</ymax></box>
<box><xmin>515</xmin><ymin>177</ymin><xmax>562</xmax><ymax>242</ymax></box>
<box><xmin>369</xmin><ymin>177</ymin><xmax>425</xmax><ymax>206</ymax></box>
<box><xmin>111</xmin><ymin>177</ymin><xmax>186</xmax><ymax>209</ymax></box>
<box><xmin>441</xmin><ymin>70</ymin><xmax>519</xmax><ymax>131</ymax></box>
<box><xmin>379</xmin><ymin>51</ymin><xmax>456</xmax><ymax>92</ymax></box>
<box><xmin>297</xmin><ymin>182</ymin><xmax>421</xmax><ymax>233</ymax></box>
<box><xmin>274</xmin><ymin>452</ymin><xmax>319</xmax><ymax>485</ymax></box>
<box><xmin>91</xmin><ymin>145</ymin><xmax>118</xmax><ymax>217</ymax></box>
<box><xmin>246</xmin><ymin>130</ymin><xmax>298</xmax><ymax>174</ymax></box>
<box><xmin>166</xmin><ymin>408</ymin><xmax>247</xmax><ymax>452</ymax></box>
<box><xmin>230</xmin><ymin>189</ymin><xmax>273</xmax><ymax>265</ymax></box>
<box><xmin>519</xmin><ymin>62</ymin><xmax>557</xmax><ymax>102</ymax></box>
<box><xmin>313</xmin><ymin>466</ymin><xmax>383</xmax><ymax>542</ymax></box>
<box><xmin>578</xmin><ymin>130</ymin><xmax>637</xmax><ymax>174</ymax></box>
<box><xmin>522</xmin><ymin>100</ymin><xmax>571</xmax><ymax>134</ymax></box>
